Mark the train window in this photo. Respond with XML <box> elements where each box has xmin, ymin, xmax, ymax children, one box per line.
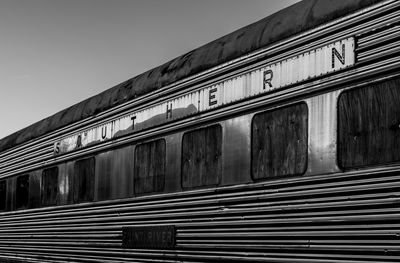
<box><xmin>73</xmin><ymin>157</ymin><xmax>95</xmax><ymax>203</ymax></box>
<box><xmin>96</xmin><ymin>146</ymin><xmax>134</xmax><ymax>201</ymax></box>
<box><xmin>29</xmin><ymin>172</ymin><xmax>41</xmax><ymax>209</ymax></box>
<box><xmin>252</xmin><ymin>103</ymin><xmax>308</xmax><ymax>180</ymax></box>
<box><xmin>134</xmin><ymin>139</ymin><xmax>166</xmax><ymax>194</ymax></box>
<box><xmin>41</xmin><ymin>167</ymin><xmax>59</xmax><ymax>206</ymax></box>
<box><xmin>181</xmin><ymin>125</ymin><xmax>222</xmax><ymax>189</ymax></box>
<box><xmin>338</xmin><ymin>78</ymin><xmax>400</xmax><ymax>168</ymax></box>
<box><xmin>16</xmin><ymin>174</ymin><xmax>30</xmax><ymax>209</ymax></box>
<box><xmin>0</xmin><ymin>180</ymin><xmax>6</xmax><ymax>211</ymax></box>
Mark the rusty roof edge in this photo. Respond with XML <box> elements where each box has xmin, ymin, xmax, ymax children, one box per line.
<box><xmin>0</xmin><ymin>0</ymin><xmax>384</xmax><ymax>152</ymax></box>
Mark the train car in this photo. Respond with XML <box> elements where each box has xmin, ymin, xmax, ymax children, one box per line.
<box><xmin>0</xmin><ymin>0</ymin><xmax>400</xmax><ymax>262</ymax></box>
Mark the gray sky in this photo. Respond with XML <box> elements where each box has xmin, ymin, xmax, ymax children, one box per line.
<box><xmin>0</xmin><ymin>0</ymin><xmax>299</xmax><ymax>139</ymax></box>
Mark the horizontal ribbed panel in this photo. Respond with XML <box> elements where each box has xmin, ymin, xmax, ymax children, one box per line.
<box><xmin>0</xmin><ymin>168</ymin><xmax>398</xmax><ymax>262</ymax></box>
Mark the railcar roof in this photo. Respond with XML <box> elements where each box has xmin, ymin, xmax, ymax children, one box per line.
<box><xmin>0</xmin><ymin>0</ymin><xmax>383</xmax><ymax>152</ymax></box>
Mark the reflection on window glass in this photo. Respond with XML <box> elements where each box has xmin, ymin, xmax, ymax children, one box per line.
<box><xmin>0</xmin><ymin>181</ymin><xmax>6</xmax><ymax>211</ymax></box>
<box><xmin>74</xmin><ymin>157</ymin><xmax>95</xmax><ymax>203</ymax></box>
<box><xmin>16</xmin><ymin>174</ymin><xmax>29</xmax><ymax>209</ymax></box>
<box><xmin>41</xmin><ymin>167</ymin><xmax>59</xmax><ymax>206</ymax></box>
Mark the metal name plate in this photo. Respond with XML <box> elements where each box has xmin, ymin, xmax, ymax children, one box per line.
<box><xmin>54</xmin><ymin>37</ymin><xmax>355</xmax><ymax>155</ymax></box>
<box><xmin>122</xmin><ymin>225</ymin><xmax>176</xmax><ymax>249</ymax></box>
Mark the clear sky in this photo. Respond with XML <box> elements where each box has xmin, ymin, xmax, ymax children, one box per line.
<box><xmin>0</xmin><ymin>0</ymin><xmax>299</xmax><ymax>139</ymax></box>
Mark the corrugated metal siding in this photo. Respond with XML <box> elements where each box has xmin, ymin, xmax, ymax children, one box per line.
<box><xmin>357</xmin><ymin>18</ymin><xmax>400</xmax><ymax>62</ymax></box>
<box><xmin>0</xmin><ymin>0</ymin><xmax>385</xmax><ymax>153</ymax></box>
<box><xmin>0</xmin><ymin>1</ymin><xmax>399</xmax><ymax>262</ymax></box>
<box><xmin>0</xmin><ymin>168</ymin><xmax>398</xmax><ymax>262</ymax></box>
<box><xmin>0</xmin><ymin>0</ymin><xmax>399</xmax><ymax>180</ymax></box>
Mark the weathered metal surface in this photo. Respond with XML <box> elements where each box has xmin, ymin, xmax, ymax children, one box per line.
<box><xmin>357</xmin><ymin>15</ymin><xmax>400</xmax><ymax>62</ymax></box>
<box><xmin>0</xmin><ymin>0</ymin><xmax>381</xmax><ymax>152</ymax></box>
<box><xmin>122</xmin><ymin>225</ymin><xmax>175</xmax><ymax>249</ymax></box>
<box><xmin>306</xmin><ymin>90</ymin><xmax>342</xmax><ymax>175</ymax></box>
<box><xmin>221</xmin><ymin>115</ymin><xmax>252</xmax><ymax>186</ymax></box>
<box><xmin>52</xmin><ymin>38</ymin><xmax>355</xmax><ymax>156</ymax></box>
<box><xmin>0</xmin><ymin>167</ymin><xmax>398</xmax><ymax>262</ymax></box>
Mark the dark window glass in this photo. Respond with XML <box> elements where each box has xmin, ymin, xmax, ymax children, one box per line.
<box><xmin>96</xmin><ymin>146</ymin><xmax>134</xmax><ymax>201</ymax></box>
<box><xmin>338</xmin><ymin>78</ymin><xmax>400</xmax><ymax>168</ymax></box>
<box><xmin>28</xmin><ymin>172</ymin><xmax>41</xmax><ymax>209</ymax></box>
<box><xmin>16</xmin><ymin>174</ymin><xmax>29</xmax><ymax>209</ymax></box>
<box><xmin>134</xmin><ymin>139</ymin><xmax>166</xmax><ymax>194</ymax></box>
<box><xmin>0</xmin><ymin>181</ymin><xmax>6</xmax><ymax>211</ymax></box>
<box><xmin>41</xmin><ymin>167</ymin><xmax>59</xmax><ymax>206</ymax></box>
<box><xmin>6</xmin><ymin>179</ymin><xmax>13</xmax><ymax>211</ymax></box>
<box><xmin>252</xmin><ymin>103</ymin><xmax>308</xmax><ymax>180</ymax></box>
<box><xmin>182</xmin><ymin>125</ymin><xmax>222</xmax><ymax>189</ymax></box>
<box><xmin>73</xmin><ymin>157</ymin><xmax>95</xmax><ymax>203</ymax></box>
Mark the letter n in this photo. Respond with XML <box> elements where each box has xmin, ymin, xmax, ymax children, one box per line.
<box><xmin>332</xmin><ymin>44</ymin><xmax>345</xmax><ymax>68</ymax></box>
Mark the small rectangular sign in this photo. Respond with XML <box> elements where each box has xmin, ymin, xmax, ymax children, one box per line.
<box><xmin>122</xmin><ymin>225</ymin><xmax>176</xmax><ymax>249</ymax></box>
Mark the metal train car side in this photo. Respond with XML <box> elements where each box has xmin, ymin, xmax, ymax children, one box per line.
<box><xmin>1</xmin><ymin>0</ymin><xmax>400</xmax><ymax>262</ymax></box>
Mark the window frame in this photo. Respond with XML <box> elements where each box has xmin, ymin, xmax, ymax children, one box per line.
<box><xmin>41</xmin><ymin>166</ymin><xmax>59</xmax><ymax>207</ymax></box>
<box><xmin>250</xmin><ymin>102</ymin><xmax>309</xmax><ymax>181</ymax></box>
<box><xmin>337</xmin><ymin>78</ymin><xmax>400</xmax><ymax>169</ymax></box>
<box><xmin>134</xmin><ymin>138</ymin><xmax>166</xmax><ymax>195</ymax></box>
<box><xmin>0</xmin><ymin>180</ymin><xmax>6</xmax><ymax>211</ymax></box>
<box><xmin>16</xmin><ymin>174</ymin><xmax>30</xmax><ymax>210</ymax></box>
<box><xmin>73</xmin><ymin>156</ymin><xmax>95</xmax><ymax>203</ymax></box>
<box><xmin>181</xmin><ymin>124</ymin><xmax>223</xmax><ymax>190</ymax></box>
